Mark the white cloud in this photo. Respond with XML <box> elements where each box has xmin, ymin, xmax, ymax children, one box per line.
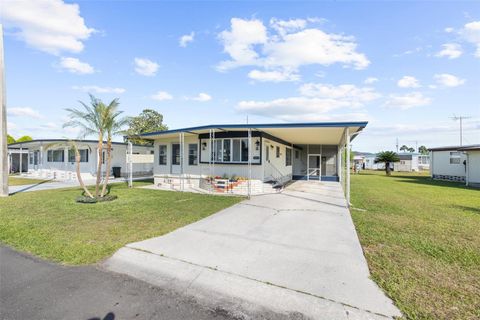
<box><xmin>364</xmin><ymin>77</ymin><xmax>378</xmax><ymax>84</ymax></box>
<box><xmin>269</xmin><ymin>18</ymin><xmax>307</xmax><ymax>36</ymax></box>
<box><xmin>58</xmin><ymin>57</ymin><xmax>94</xmax><ymax>74</ymax></box>
<box><xmin>72</xmin><ymin>85</ymin><xmax>126</xmax><ymax>94</ymax></box>
<box><xmin>151</xmin><ymin>91</ymin><xmax>173</xmax><ymax>101</ymax></box>
<box><xmin>444</xmin><ymin>27</ymin><xmax>454</xmax><ymax>33</ymax></box>
<box><xmin>248</xmin><ymin>69</ymin><xmax>300</xmax><ymax>82</ymax></box>
<box><xmin>217</xmin><ymin>17</ymin><xmax>369</xmax><ymax>81</ymax></box>
<box><xmin>186</xmin><ymin>93</ymin><xmax>212</xmax><ymax>102</ymax></box>
<box><xmin>397</xmin><ymin>76</ymin><xmax>420</xmax><ymax>88</ymax></box>
<box><xmin>7</xmin><ymin>107</ymin><xmax>44</xmax><ymax>119</ymax></box>
<box><xmin>217</xmin><ymin>18</ymin><xmax>268</xmax><ymax>70</ymax></box>
<box><xmin>1</xmin><ymin>0</ymin><xmax>94</xmax><ymax>55</ymax></box>
<box><xmin>236</xmin><ymin>83</ymin><xmax>379</xmax><ymax>121</ymax></box>
<box><xmin>461</xmin><ymin>21</ymin><xmax>480</xmax><ymax>57</ymax></box>
<box><xmin>134</xmin><ymin>58</ymin><xmax>159</xmax><ymax>76</ymax></box>
<box><xmin>299</xmin><ymin>83</ymin><xmax>380</xmax><ymax>104</ymax></box>
<box><xmin>434</xmin><ymin>73</ymin><xmax>466</xmax><ymax>87</ymax></box>
<box><xmin>435</xmin><ymin>43</ymin><xmax>463</xmax><ymax>59</ymax></box>
<box><xmin>179</xmin><ymin>32</ymin><xmax>195</xmax><ymax>47</ymax></box>
<box><xmin>384</xmin><ymin>92</ymin><xmax>431</xmax><ymax>110</ymax></box>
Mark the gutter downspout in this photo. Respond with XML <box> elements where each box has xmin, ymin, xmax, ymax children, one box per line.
<box><xmin>465</xmin><ymin>152</ymin><xmax>469</xmax><ymax>187</ymax></box>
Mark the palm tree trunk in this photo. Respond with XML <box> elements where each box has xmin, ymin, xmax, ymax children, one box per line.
<box><xmin>386</xmin><ymin>162</ymin><xmax>391</xmax><ymax>176</ymax></box>
<box><xmin>101</xmin><ymin>138</ymin><xmax>112</xmax><ymax>197</ymax></box>
<box><xmin>95</xmin><ymin>135</ymin><xmax>103</xmax><ymax>197</ymax></box>
<box><xmin>76</xmin><ymin>151</ymin><xmax>94</xmax><ymax>198</ymax></box>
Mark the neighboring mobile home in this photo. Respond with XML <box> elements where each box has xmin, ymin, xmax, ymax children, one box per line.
<box><xmin>136</xmin><ymin>122</ymin><xmax>367</xmax><ymax>197</ymax></box>
<box><xmin>429</xmin><ymin>144</ymin><xmax>480</xmax><ymax>187</ymax></box>
<box><xmin>7</xmin><ymin>139</ymin><xmax>154</xmax><ymax>181</ymax></box>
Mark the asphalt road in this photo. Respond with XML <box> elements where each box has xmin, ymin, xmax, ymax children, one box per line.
<box><xmin>0</xmin><ymin>245</ymin><xmax>240</xmax><ymax>320</ymax></box>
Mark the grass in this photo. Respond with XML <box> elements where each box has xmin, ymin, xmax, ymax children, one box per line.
<box><xmin>351</xmin><ymin>170</ymin><xmax>480</xmax><ymax>320</ymax></box>
<box><xmin>0</xmin><ymin>181</ymin><xmax>242</xmax><ymax>265</ymax></box>
<box><xmin>8</xmin><ymin>176</ymin><xmax>51</xmax><ymax>186</ymax></box>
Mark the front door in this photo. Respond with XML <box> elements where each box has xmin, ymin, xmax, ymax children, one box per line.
<box><xmin>307</xmin><ymin>154</ymin><xmax>321</xmax><ymax>180</ymax></box>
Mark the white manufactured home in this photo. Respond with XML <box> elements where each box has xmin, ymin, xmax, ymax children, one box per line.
<box><xmin>7</xmin><ymin>139</ymin><xmax>154</xmax><ymax>181</ymax></box>
<box><xmin>136</xmin><ymin>122</ymin><xmax>367</xmax><ymax>199</ymax></box>
<box><xmin>429</xmin><ymin>144</ymin><xmax>480</xmax><ymax>187</ymax></box>
<box><xmin>394</xmin><ymin>153</ymin><xmax>430</xmax><ymax>172</ymax></box>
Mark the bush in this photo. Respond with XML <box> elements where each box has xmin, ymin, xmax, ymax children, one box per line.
<box><xmin>76</xmin><ymin>195</ymin><xmax>118</xmax><ymax>204</ymax></box>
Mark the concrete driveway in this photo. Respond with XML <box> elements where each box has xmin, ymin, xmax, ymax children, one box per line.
<box><xmin>104</xmin><ymin>181</ymin><xmax>401</xmax><ymax>319</ymax></box>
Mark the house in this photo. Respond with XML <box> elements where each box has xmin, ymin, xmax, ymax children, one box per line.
<box><xmin>393</xmin><ymin>153</ymin><xmax>429</xmax><ymax>172</ymax></box>
<box><xmin>429</xmin><ymin>144</ymin><xmax>480</xmax><ymax>187</ymax></box>
<box><xmin>7</xmin><ymin>139</ymin><xmax>154</xmax><ymax>181</ymax></box>
<box><xmin>135</xmin><ymin>121</ymin><xmax>367</xmax><ymax>198</ymax></box>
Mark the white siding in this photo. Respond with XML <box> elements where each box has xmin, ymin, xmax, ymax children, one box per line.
<box><xmin>467</xmin><ymin>151</ymin><xmax>480</xmax><ymax>186</ymax></box>
<box><xmin>430</xmin><ymin>150</ymin><xmax>467</xmax><ymax>181</ymax></box>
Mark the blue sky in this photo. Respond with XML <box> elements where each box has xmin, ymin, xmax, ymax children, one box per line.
<box><xmin>2</xmin><ymin>0</ymin><xmax>480</xmax><ymax>152</ymax></box>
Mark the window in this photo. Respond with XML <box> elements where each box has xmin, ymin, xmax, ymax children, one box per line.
<box><xmin>295</xmin><ymin>150</ymin><xmax>299</xmax><ymax>159</ymax></box>
<box><xmin>208</xmin><ymin>138</ymin><xmax>252</xmax><ymax>163</ymax></box>
<box><xmin>241</xmin><ymin>139</ymin><xmax>249</xmax><ymax>162</ymax></box>
<box><xmin>47</xmin><ymin>150</ymin><xmax>64</xmax><ymax>162</ymax></box>
<box><xmin>29</xmin><ymin>152</ymin><xmax>34</xmax><ymax>165</ymax></box>
<box><xmin>276</xmin><ymin>146</ymin><xmax>280</xmax><ymax>158</ymax></box>
<box><xmin>449</xmin><ymin>152</ymin><xmax>461</xmax><ymax>164</ymax></box>
<box><xmin>68</xmin><ymin>149</ymin><xmax>89</xmax><ymax>162</ymax></box>
<box><xmin>285</xmin><ymin>148</ymin><xmax>292</xmax><ymax>166</ymax></box>
<box><xmin>188</xmin><ymin>144</ymin><xmax>198</xmax><ymax>165</ymax></box>
<box><xmin>172</xmin><ymin>144</ymin><xmax>180</xmax><ymax>165</ymax></box>
<box><xmin>159</xmin><ymin>145</ymin><xmax>167</xmax><ymax>165</ymax></box>
<box><xmin>223</xmin><ymin>139</ymin><xmax>231</xmax><ymax>162</ymax></box>
<box><xmin>265</xmin><ymin>145</ymin><xmax>270</xmax><ymax>161</ymax></box>
<box><xmin>232</xmin><ymin>140</ymin><xmax>241</xmax><ymax>161</ymax></box>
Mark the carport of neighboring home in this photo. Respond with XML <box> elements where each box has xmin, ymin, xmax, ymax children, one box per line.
<box><xmin>136</xmin><ymin>121</ymin><xmax>366</xmax><ymax>201</ymax></box>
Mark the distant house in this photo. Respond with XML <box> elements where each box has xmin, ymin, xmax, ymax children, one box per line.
<box><xmin>393</xmin><ymin>153</ymin><xmax>430</xmax><ymax>172</ymax></box>
<box><xmin>7</xmin><ymin>139</ymin><xmax>154</xmax><ymax>181</ymax></box>
<box><xmin>429</xmin><ymin>144</ymin><xmax>480</xmax><ymax>187</ymax></box>
<box><xmin>362</xmin><ymin>153</ymin><xmax>429</xmax><ymax>172</ymax></box>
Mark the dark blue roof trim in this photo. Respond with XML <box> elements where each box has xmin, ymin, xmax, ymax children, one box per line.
<box><xmin>138</xmin><ymin>122</ymin><xmax>368</xmax><ymax>138</ymax></box>
<box><xmin>8</xmin><ymin>139</ymin><xmax>152</xmax><ymax>148</ymax></box>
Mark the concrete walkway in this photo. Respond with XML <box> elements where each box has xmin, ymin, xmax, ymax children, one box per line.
<box><xmin>104</xmin><ymin>181</ymin><xmax>401</xmax><ymax>319</ymax></box>
<box><xmin>8</xmin><ymin>176</ymin><xmax>152</xmax><ymax>194</ymax></box>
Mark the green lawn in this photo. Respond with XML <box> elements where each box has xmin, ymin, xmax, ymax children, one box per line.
<box><xmin>0</xmin><ymin>181</ymin><xmax>242</xmax><ymax>265</ymax></box>
<box><xmin>351</xmin><ymin>171</ymin><xmax>480</xmax><ymax>320</ymax></box>
<box><xmin>8</xmin><ymin>176</ymin><xmax>51</xmax><ymax>186</ymax></box>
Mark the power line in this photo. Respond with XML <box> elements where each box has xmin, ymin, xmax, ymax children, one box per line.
<box><xmin>451</xmin><ymin>115</ymin><xmax>471</xmax><ymax>147</ymax></box>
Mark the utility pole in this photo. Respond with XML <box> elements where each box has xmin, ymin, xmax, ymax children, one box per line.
<box><xmin>0</xmin><ymin>24</ymin><xmax>8</xmax><ymax>197</ymax></box>
<box><xmin>451</xmin><ymin>115</ymin><xmax>471</xmax><ymax>147</ymax></box>
<box><xmin>396</xmin><ymin>137</ymin><xmax>399</xmax><ymax>153</ymax></box>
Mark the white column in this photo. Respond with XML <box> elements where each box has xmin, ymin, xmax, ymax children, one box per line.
<box><xmin>247</xmin><ymin>128</ymin><xmax>252</xmax><ymax>198</ymax></box>
<box><xmin>128</xmin><ymin>142</ymin><xmax>133</xmax><ymax>188</ymax></box>
<box><xmin>337</xmin><ymin>145</ymin><xmax>342</xmax><ymax>182</ymax></box>
<box><xmin>346</xmin><ymin>128</ymin><xmax>351</xmax><ymax>207</ymax></box>
<box><xmin>0</xmin><ymin>25</ymin><xmax>8</xmax><ymax>196</ymax></box>
<box><xmin>19</xmin><ymin>145</ymin><xmax>23</xmax><ymax>175</ymax></box>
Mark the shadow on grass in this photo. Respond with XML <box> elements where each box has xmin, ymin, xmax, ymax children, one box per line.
<box><xmin>394</xmin><ymin>175</ymin><xmax>477</xmax><ymax>190</ymax></box>
<box><xmin>9</xmin><ymin>179</ymin><xmax>55</xmax><ymax>196</ymax></box>
<box><xmin>453</xmin><ymin>205</ymin><xmax>480</xmax><ymax>214</ymax></box>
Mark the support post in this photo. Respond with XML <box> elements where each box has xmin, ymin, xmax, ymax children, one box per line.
<box><xmin>346</xmin><ymin>128</ymin><xmax>351</xmax><ymax>207</ymax></box>
<box><xmin>0</xmin><ymin>25</ymin><xmax>8</xmax><ymax>196</ymax></box>
<box><xmin>179</xmin><ymin>132</ymin><xmax>184</xmax><ymax>191</ymax></box>
<box><xmin>247</xmin><ymin>128</ymin><xmax>252</xmax><ymax>199</ymax></box>
<box><xmin>19</xmin><ymin>145</ymin><xmax>23</xmax><ymax>175</ymax></box>
<box><xmin>128</xmin><ymin>141</ymin><xmax>133</xmax><ymax>188</ymax></box>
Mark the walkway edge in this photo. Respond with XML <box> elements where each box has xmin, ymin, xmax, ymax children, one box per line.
<box><xmin>103</xmin><ymin>247</ymin><xmax>395</xmax><ymax>320</ymax></box>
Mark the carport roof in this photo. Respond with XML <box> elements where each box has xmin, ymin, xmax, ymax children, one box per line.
<box><xmin>136</xmin><ymin>121</ymin><xmax>368</xmax><ymax>145</ymax></box>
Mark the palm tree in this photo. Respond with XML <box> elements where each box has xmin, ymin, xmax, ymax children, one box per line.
<box><xmin>64</xmin><ymin>94</ymin><xmax>107</xmax><ymax>197</ymax></box>
<box><xmin>100</xmin><ymin>100</ymin><xmax>128</xmax><ymax>197</ymax></box>
<box><xmin>375</xmin><ymin>151</ymin><xmax>400</xmax><ymax>176</ymax></box>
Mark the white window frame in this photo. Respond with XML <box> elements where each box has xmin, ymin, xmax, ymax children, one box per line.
<box><xmin>158</xmin><ymin>145</ymin><xmax>167</xmax><ymax>165</ymax></box>
<box><xmin>449</xmin><ymin>152</ymin><xmax>461</xmax><ymax>165</ymax></box>
<box><xmin>208</xmin><ymin>138</ymin><xmax>252</xmax><ymax>163</ymax></box>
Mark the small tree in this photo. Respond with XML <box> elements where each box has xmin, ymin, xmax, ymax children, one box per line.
<box><xmin>64</xmin><ymin>94</ymin><xmax>107</xmax><ymax>198</ymax></box>
<box><xmin>375</xmin><ymin>151</ymin><xmax>400</xmax><ymax>176</ymax></box>
<box><xmin>399</xmin><ymin>145</ymin><xmax>409</xmax><ymax>152</ymax></box>
<box><xmin>7</xmin><ymin>134</ymin><xmax>15</xmax><ymax>144</ymax></box>
<box><xmin>16</xmin><ymin>135</ymin><xmax>33</xmax><ymax>142</ymax></box>
<box><xmin>418</xmin><ymin>145</ymin><xmax>428</xmax><ymax>155</ymax></box>
<box><xmin>101</xmin><ymin>100</ymin><xmax>128</xmax><ymax>197</ymax></box>
<box><xmin>126</xmin><ymin>109</ymin><xmax>167</xmax><ymax>145</ymax></box>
